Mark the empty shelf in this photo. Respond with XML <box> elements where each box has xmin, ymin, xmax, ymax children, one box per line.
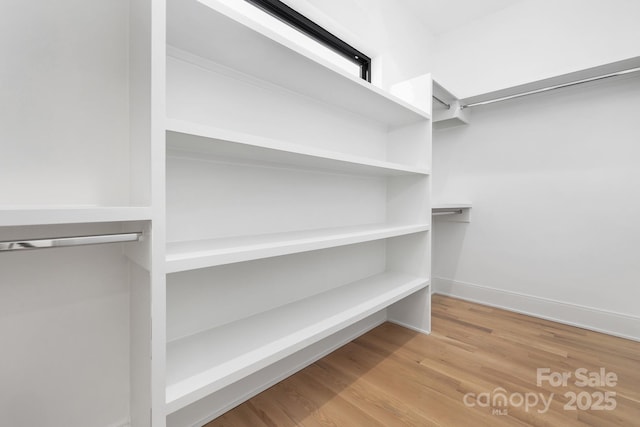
<box><xmin>166</xmin><ymin>119</ymin><xmax>430</xmax><ymax>177</ymax></box>
<box><xmin>167</xmin><ymin>0</ymin><xmax>430</xmax><ymax>127</ymax></box>
<box><xmin>165</xmin><ymin>271</ymin><xmax>429</xmax><ymax>413</ymax></box>
<box><xmin>166</xmin><ymin>223</ymin><xmax>430</xmax><ymax>273</ymax></box>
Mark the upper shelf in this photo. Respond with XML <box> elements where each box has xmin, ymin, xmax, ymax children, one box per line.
<box><xmin>166</xmin><ymin>119</ymin><xmax>430</xmax><ymax>177</ymax></box>
<box><xmin>0</xmin><ymin>206</ymin><xmax>152</xmax><ymax>227</ymax></box>
<box><xmin>166</xmin><ymin>0</ymin><xmax>430</xmax><ymax>127</ymax></box>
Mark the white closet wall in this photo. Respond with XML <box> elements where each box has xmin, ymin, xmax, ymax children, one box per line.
<box><xmin>429</xmin><ymin>0</ymin><xmax>640</xmax><ymax>341</ymax></box>
<box><xmin>432</xmin><ymin>73</ymin><xmax>640</xmax><ymax>340</ymax></box>
<box><xmin>284</xmin><ymin>0</ymin><xmax>436</xmax><ymax>91</ymax></box>
<box><xmin>0</xmin><ymin>0</ymin><xmax>162</xmax><ymax>426</ymax></box>
<box><xmin>1</xmin><ymin>1</ymin><xmax>129</xmax><ymax>206</ymax></box>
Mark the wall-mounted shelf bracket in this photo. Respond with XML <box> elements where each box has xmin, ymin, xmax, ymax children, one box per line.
<box><xmin>432</xmin><ymin>80</ymin><xmax>470</xmax><ymax>130</ymax></box>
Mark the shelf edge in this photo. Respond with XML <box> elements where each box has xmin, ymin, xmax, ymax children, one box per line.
<box><xmin>0</xmin><ymin>207</ymin><xmax>153</xmax><ymax>227</ymax></box>
<box><xmin>165</xmin><ymin>224</ymin><xmax>430</xmax><ymax>273</ymax></box>
<box><xmin>166</xmin><ymin>118</ymin><xmax>430</xmax><ymax>177</ymax></box>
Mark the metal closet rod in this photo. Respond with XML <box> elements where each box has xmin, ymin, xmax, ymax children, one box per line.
<box><xmin>460</xmin><ymin>66</ymin><xmax>640</xmax><ymax>109</ymax></box>
<box><xmin>0</xmin><ymin>232</ymin><xmax>142</xmax><ymax>252</ymax></box>
<box><xmin>432</xmin><ymin>208</ymin><xmax>463</xmax><ymax>216</ymax></box>
<box><xmin>432</xmin><ymin>95</ymin><xmax>451</xmax><ymax>110</ymax></box>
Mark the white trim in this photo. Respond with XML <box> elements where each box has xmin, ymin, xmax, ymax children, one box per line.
<box><xmin>388</xmin><ymin>319</ymin><xmax>431</xmax><ymax>335</ymax></box>
<box><xmin>432</xmin><ymin>277</ymin><xmax>640</xmax><ymax>342</ymax></box>
<box><xmin>165</xmin><ymin>226</ymin><xmax>429</xmax><ymax>273</ymax></box>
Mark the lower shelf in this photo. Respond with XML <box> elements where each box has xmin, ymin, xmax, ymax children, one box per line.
<box><xmin>165</xmin><ymin>271</ymin><xmax>429</xmax><ymax>413</ymax></box>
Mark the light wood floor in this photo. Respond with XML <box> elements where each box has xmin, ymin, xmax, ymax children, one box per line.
<box><xmin>205</xmin><ymin>295</ymin><xmax>640</xmax><ymax>426</ymax></box>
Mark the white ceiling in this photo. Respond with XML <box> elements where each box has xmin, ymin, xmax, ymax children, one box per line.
<box><xmin>400</xmin><ymin>0</ymin><xmax>526</xmax><ymax>35</ymax></box>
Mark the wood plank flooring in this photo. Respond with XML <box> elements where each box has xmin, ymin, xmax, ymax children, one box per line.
<box><xmin>205</xmin><ymin>295</ymin><xmax>640</xmax><ymax>426</ymax></box>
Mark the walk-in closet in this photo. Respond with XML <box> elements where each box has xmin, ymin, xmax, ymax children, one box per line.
<box><xmin>2</xmin><ymin>0</ymin><xmax>638</xmax><ymax>426</ymax></box>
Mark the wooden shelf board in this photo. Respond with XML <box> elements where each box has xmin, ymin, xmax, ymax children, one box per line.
<box><xmin>0</xmin><ymin>206</ymin><xmax>152</xmax><ymax>227</ymax></box>
<box><xmin>165</xmin><ymin>271</ymin><xmax>429</xmax><ymax>413</ymax></box>
<box><xmin>166</xmin><ymin>0</ymin><xmax>430</xmax><ymax>127</ymax></box>
<box><xmin>166</xmin><ymin>119</ymin><xmax>430</xmax><ymax>177</ymax></box>
<box><xmin>166</xmin><ymin>223</ymin><xmax>429</xmax><ymax>273</ymax></box>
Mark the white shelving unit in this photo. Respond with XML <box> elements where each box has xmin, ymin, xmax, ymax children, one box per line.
<box><xmin>2</xmin><ymin>1</ymin><xmax>431</xmax><ymax>426</ymax></box>
<box><xmin>164</xmin><ymin>0</ymin><xmax>432</xmax><ymax>425</ymax></box>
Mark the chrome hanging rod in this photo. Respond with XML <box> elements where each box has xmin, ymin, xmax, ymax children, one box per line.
<box><xmin>432</xmin><ymin>208</ymin><xmax>463</xmax><ymax>216</ymax></box>
<box><xmin>461</xmin><ymin>66</ymin><xmax>640</xmax><ymax>109</ymax></box>
<box><xmin>0</xmin><ymin>232</ymin><xmax>142</xmax><ymax>252</ymax></box>
<box><xmin>432</xmin><ymin>95</ymin><xmax>451</xmax><ymax>110</ymax></box>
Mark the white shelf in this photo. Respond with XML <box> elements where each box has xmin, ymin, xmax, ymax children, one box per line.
<box><xmin>166</xmin><ymin>223</ymin><xmax>429</xmax><ymax>273</ymax></box>
<box><xmin>166</xmin><ymin>0</ymin><xmax>430</xmax><ymax>127</ymax></box>
<box><xmin>165</xmin><ymin>271</ymin><xmax>429</xmax><ymax>413</ymax></box>
<box><xmin>0</xmin><ymin>206</ymin><xmax>153</xmax><ymax>227</ymax></box>
<box><xmin>166</xmin><ymin>119</ymin><xmax>430</xmax><ymax>177</ymax></box>
<box><xmin>432</xmin><ymin>202</ymin><xmax>472</xmax><ymax>210</ymax></box>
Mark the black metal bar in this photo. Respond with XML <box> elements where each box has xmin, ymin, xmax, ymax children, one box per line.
<box><xmin>245</xmin><ymin>0</ymin><xmax>371</xmax><ymax>82</ymax></box>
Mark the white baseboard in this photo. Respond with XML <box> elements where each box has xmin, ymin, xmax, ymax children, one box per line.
<box><xmin>388</xmin><ymin>319</ymin><xmax>431</xmax><ymax>335</ymax></box>
<box><xmin>432</xmin><ymin>277</ymin><xmax>640</xmax><ymax>342</ymax></box>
